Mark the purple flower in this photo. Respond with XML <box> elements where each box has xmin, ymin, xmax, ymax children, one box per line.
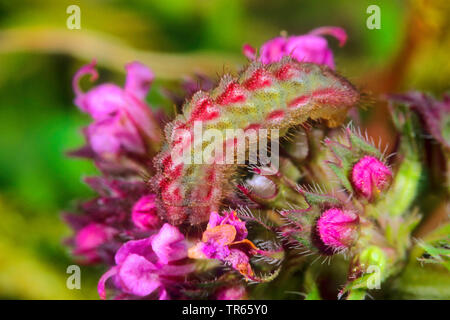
<box><xmin>188</xmin><ymin>211</ymin><xmax>257</xmax><ymax>279</ymax></box>
<box><xmin>131</xmin><ymin>194</ymin><xmax>161</xmax><ymax>231</ymax></box>
<box><xmin>317</xmin><ymin>208</ymin><xmax>359</xmax><ymax>251</ymax></box>
<box><xmin>98</xmin><ymin>223</ymin><xmax>194</xmax><ymax>299</ymax></box>
<box><xmin>74</xmin><ymin>223</ymin><xmax>116</xmax><ymax>263</ymax></box>
<box><xmin>72</xmin><ymin>60</ymin><xmax>162</xmax><ymax>160</ymax></box>
<box><xmin>244</xmin><ymin>26</ymin><xmax>347</xmax><ymax>70</ymax></box>
<box><xmin>351</xmin><ymin>156</ymin><xmax>392</xmax><ymax>199</ymax></box>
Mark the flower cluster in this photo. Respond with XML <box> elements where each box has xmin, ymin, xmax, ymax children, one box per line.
<box><xmin>64</xmin><ymin>26</ymin><xmax>448</xmax><ymax>300</ymax></box>
<box><xmin>71</xmin><ymin>60</ymin><xmax>162</xmax><ymax>172</ymax></box>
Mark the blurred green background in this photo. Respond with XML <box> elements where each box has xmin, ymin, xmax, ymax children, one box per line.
<box><xmin>0</xmin><ymin>0</ymin><xmax>448</xmax><ymax>299</ymax></box>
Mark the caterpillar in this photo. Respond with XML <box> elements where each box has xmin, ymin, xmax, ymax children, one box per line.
<box><xmin>153</xmin><ymin>58</ymin><xmax>360</xmax><ymax>225</ymax></box>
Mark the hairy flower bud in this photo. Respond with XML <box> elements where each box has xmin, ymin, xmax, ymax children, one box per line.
<box><xmin>317</xmin><ymin>208</ymin><xmax>359</xmax><ymax>251</ymax></box>
<box><xmin>351</xmin><ymin>156</ymin><xmax>392</xmax><ymax>199</ymax></box>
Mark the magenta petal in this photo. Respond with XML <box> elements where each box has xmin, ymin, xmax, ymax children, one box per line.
<box><xmin>224</xmin><ymin>249</ymin><xmax>251</xmax><ymax>274</ymax></box>
<box><xmin>259</xmin><ymin>37</ymin><xmax>287</xmax><ymax>64</ymax></box>
<box><xmin>76</xmin><ymin>84</ymin><xmax>126</xmax><ymax>120</ymax></box>
<box><xmin>242</xmin><ymin>44</ymin><xmax>256</xmax><ymax>60</ymax></box>
<box><xmin>73</xmin><ymin>60</ymin><xmax>99</xmax><ymax>100</ymax></box>
<box><xmin>151</xmin><ymin>223</ymin><xmax>187</xmax><ymax>264</ymax></box>
<box><xmin>118</xmin><ymin>254</ymin><xmax>161</xmax><ymax>297</ymax></box>
<box><xmin>159</xmin><ymin>288</ymin><xmax>169</xmax><ymax>300</ymax></box>
<box><xmin>125</xmin><ymin>61</ymin><xmax>154</xmax><ymax>101</ymax></box>
<box><xmin>122</xmin><ymin>94</ymin><xmax>163</xmax><ymax>143</ymax></box>
<box><xmin>309</xmin><ymin>26</ymin><xmax>348</xmax><ymax>47</ymax></box>
<box><xmin>219</xmin><ymin>211</ymin><xmax>247</xmax><ymax>241</ymax></box>
<box><xmin>285</xmin><ymin>35</ymin><xmax>331</xmax><ymax>66</ymax></box>
<box><xmin>115</xmin><ymin>237</ymin><xmax>155</xmax><ymax>265</ymax></box>
<box><xmin>322</xmin><ymin>48</ymin><xmax>335</xmax><ymax>70</ymax></box>
<box><xmin>207</xmin><ymin>211</ymin><xmax>222</xmax><ymax>229</ymax></box>
<box><xmin>98</xmin><ymin>267</ymin><xmax>118</xmax><ymax>300</ymax></box>
<box><xmin>87</xmin><ymin>112</ymin><xmax>146</xmax><ymax>157</ymax></box>
<box><xmin>202</xmin><ymin>241</ymin><xmax>231</xmax><ymax>260</ymax></box>
<box><xmin>160</xmin><ymin>263</ymin><xmax>195</xmax><ymax>276</ymax></box>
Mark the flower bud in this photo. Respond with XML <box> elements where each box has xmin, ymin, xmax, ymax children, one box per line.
<box><xmin>317</xmin><ymin>208</ymin><xmax>359</xmax><ymax>251</ymax></box>
<box><xmin>351</xmin><ymin>156</ymin><xmax>392</xmax><ymax>199</ymax></box>
<box><xmin>131</xmin><ymin>194</ymin><xmax>161</xmax><ymax>231</ymax></box>
<box><xmin>75</xmin><ymin>223</ymin><xmax>116</xmax><ymax>263</ymax></box>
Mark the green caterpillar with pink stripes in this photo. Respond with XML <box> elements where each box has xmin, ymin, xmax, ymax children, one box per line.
<box><xmin>154</xmin><ymin>58</ymin><xmax>360</xmax><ymax>225</ymax></box>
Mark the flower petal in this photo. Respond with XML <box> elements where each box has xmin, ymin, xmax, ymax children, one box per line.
<box><xmin>98</xmin><ymin>267</ymin><xmax>118</xmax><ymax>300</ymax></box>
<box><xmin>242</xmin><ymin>44</ymin><xmax>256</xmax><ymax>60</ymax></box>
<box><xmin>202</xmin><ymin>225</ymin><xmax>236</xmax><ymax>246</ymax></box>
<box><xmin>259</xmin><ymin>37</ymin><xmax>287</xmax><ymax>64</ymax></box>
<box><xmin>87</xmin><ymin>112</ymin><xmax>146</xmax><ymax>157</ymax></box>
<box><xmin>309</xmin><ymin>26</ymin><xmax>348</xmax><ymax>47</ymax></box>
<box><xmin>118</xmin><ymin>254</ymin><xmax>160</xmax><ymax>297</ymax></box>
<box><xmin>115</xmin><ymin>237</ymin><xmax>155</xmax><ymax>265</ymax></box>
<box><xmin>125</xmin><ymin>61</ymin><xmax>154</xmax><ymax>101</ymax></box>
<box><xmin>151</xmin><ymin>223</ymin><xmax>187</xmax><ymax>264</ymax></box>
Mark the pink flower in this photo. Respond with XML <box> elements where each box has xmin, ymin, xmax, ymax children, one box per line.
<box><xmin>259</xmin><ymin>37</ymin><xmax>288</xmax><ymax>64</ymax></box>
<box><xmin>131</xmin><ymin>194</ymin><xmax>161</xmax><ymax>231</ymax></box>
<box><xmin>285</xmin><ymin>35</ymin><xmax>335</xmax><ymax>68</ymax></box>
<box><xmin>351</xmin><ymin>156</ymin><xmax>392</xmax><ymax>199</ymax></box>
<box><xmin>98</xmin><ymin>223</ymin><xmax>194</xmax><ymax>299</ymax></box>
<box><xmin>188</xmin><ymin>211</ymin><xmax>257</xmax><ymax>279</ymax></box>
<box><xmin>245</xmin><ymin>26</ymin><xmax>347</xmax><ymax>70</ymax></box>
<box><xmin>317</xmin><ymin>208</ymin><xmax>359</xmax><ymax>251</ymax></box>
<box><xmin>72</xmin><ymin>60</ymin><xmax>162</xmax><ymax>159</ymax></box>
<box><xmin>74</xmin><ymin>223</ymin><xmax>116</xmax><ymax>263</ymax></box>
